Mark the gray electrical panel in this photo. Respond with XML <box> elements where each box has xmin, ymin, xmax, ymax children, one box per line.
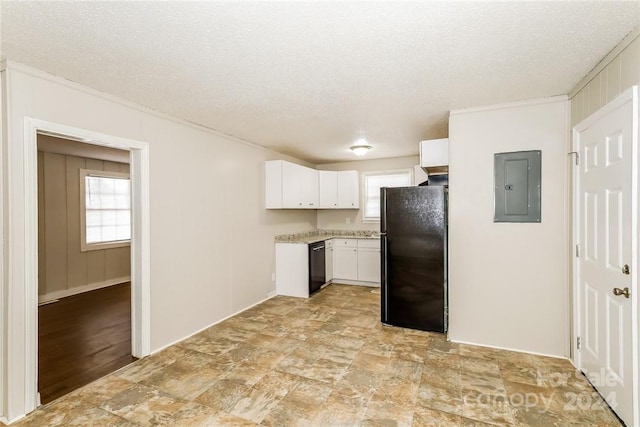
<box><xmin>494</xmin><ymin>150</ymin><xmax>541</xmax><ymax>223</ymax></box>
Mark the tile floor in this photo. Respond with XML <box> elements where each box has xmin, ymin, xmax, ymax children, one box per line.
<box><xmin>16</xmin><ymin>284</ymin><xmax>621</xmax><ymax>426</ymax></box>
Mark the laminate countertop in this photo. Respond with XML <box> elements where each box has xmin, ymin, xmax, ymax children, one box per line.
<box><xmin>275</xmin><ymin>229</ymin><xmax>380</xmax><ymax>244</ymax></box>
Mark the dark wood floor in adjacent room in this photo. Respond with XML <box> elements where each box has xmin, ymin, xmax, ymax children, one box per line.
<box><xmin>38</xmin><ymin>282</ymin><xmax>137</xmax><ymax>404</ymax></box>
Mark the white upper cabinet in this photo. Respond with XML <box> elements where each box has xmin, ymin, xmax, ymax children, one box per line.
<box><xmin>265</xmin><ymin>161</ymin><xmax>283</xmax><ymax>208</ymax></box>
<box><xmin>301</xmin><ymin>167</ymin><xmax>319</xmax><ymax>208</ymax></box>
<box><xmin>281</xmin><ymin>161</ymin><xmax>302</xmax><ymax>208</ymax></box>
<box><xmin>420</xmin><ymin>138</ymin><xmax>448</xmax><ymax>168</ymax></box>
<box><xmin>319</xmin><ymin>170</ymin><xmax>338</xmax><ymax>208</ymax></box>
<box><xmin>337</xmin><ymin>170</ymin><xmax>359</xmax><ymax>208</ymax></box>
<box><xmin>266</xmin><ymin>160</ymin><xmax>318</xmax><ymax>209</ymax></box>
<box><xmin>266</xmin><ymin>161</ymin><xmax>358</xmax><ymax>210</ymax></box>
<box><xmin>319</xmin><ymin>170</ymin><xmax>360</xmax><ymax>209</ymax></box>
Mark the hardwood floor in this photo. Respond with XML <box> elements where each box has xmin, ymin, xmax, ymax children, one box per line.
<box><xmin>38</xmin><ymin>282</ymin><xmax>137</xmax><ymax>404</ymax></box>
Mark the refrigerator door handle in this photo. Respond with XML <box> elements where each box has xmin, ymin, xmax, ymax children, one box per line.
<box><xmin>380</xmin><ymin>188</ymin><xmax>387</xmax><ymax>234</ymax></box>
<box><xmin>381</xmin><ymin>235</ymin><xmax>388</xmax><ymax>323</ymax></box>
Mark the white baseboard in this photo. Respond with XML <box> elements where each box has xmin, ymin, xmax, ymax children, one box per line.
<box><xmin>1</xmin><ymin>414</ymin><xmax>24</xmax><ymax>425</ymax></box>
<box><xmin>328</xmin><ymin>279</ymin><xmax>380</xmax><ymax>288</ymax></box>
<box><xmin>38</xmin><ymin>276</ymin><xmax>131</xmax><ymax>304</ymax></box>
<box><xmin>448</xmin><ymin>338</ymin><xmax>570</xmax><ymax>361</ymax></box>
<box><xmin>149</xmin><ymin>293</ymin><xmax>276</xmax><ymax>356</ymax></box>
<box><xmin>266</xmin><ymin>290</ymin><xmax>277</xmax><ymax>298</ymax></box>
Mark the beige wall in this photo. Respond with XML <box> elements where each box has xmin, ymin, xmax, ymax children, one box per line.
<box><xmin>570</xmin><ymin>30</ymin><xmax>640</xmax><ymax>126</ymax></box>
<box><xmin>1</xmin><ymin>63</ymin><xmax>318</xmax><ymax>419</ymax></box>
<box><xmin>316</xmin><ymin>155</ymin><xmax>420</xmax><ymax>231</ymax></box>
<box><xmin>37</xmin><ymin>136</ymin><xmax>131</xmax><ymax>300</ymax></box>
<box><xmin>448</xmin><ymin>97</ymin><xmax>569</xmax><ymax>357</ymax></box>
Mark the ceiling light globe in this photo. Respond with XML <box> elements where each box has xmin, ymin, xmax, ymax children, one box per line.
<box><xmin>350</xmin><ymin>145</ymin><xmax>371</xmax><ymax>156</ymax></box>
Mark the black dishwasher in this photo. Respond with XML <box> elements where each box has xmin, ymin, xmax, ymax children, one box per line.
<box><xmin>308</xmin><ymin>241</ymin><xmax>326</xmax><ymax>295</ymax></box>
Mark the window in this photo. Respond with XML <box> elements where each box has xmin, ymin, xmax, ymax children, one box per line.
<box><xmin>362</xmin><ymin>170</ymin><xmax>413</xmax><ymax>221</ymax></box>
<box><xmin>80</xmin><ymin>169</ymin><xmax>131</xmax><ymax>251</ymax></box>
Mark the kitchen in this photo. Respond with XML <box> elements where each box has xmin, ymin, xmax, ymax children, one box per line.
<box><xmin>270</xmin><ymin>138</ymin><xmax>449</xmax><ymax>333</ymax></box>
<box><xmin>1</xmin><ymin>1</ymin><xmax>639</xmax><ymax>425</ymax></box>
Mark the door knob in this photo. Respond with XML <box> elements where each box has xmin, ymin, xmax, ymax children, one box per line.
<box><xmin>613</xmin><ymin>287</ymin><xmax>630</xmax><ymax>298</ymax></box>
<box><xmin>622</xmin><ymin>264</ymin><xmax>630</xmax><ymax>275</ymax></box>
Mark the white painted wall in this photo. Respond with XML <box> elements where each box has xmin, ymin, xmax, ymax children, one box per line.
<box><xmin>448</xmin><ymin>96</ymin><xmax>570</xmax><ymax>357</ymax></box>
<box><xmin>0</xmin><ymin>62</ymin><xmax>316</xmax><ymax>421</ymax></box>
<box><xmin>316</xmin><ymin>156</ymin><xmax>419</xmax><ymax>231</ymax></box>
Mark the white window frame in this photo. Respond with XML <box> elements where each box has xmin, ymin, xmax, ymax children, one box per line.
<box><xmin>79</xmin><ymin>168</ymin><xmax>131</xmax><ymax>252</ymax></box>
<box><xmin>362</xmin><ymin>169</ymin><xmax>413</xmax><ymax>222</ymax></box>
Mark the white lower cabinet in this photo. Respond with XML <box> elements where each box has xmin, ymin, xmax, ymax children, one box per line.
<box><xmin>275</xmin><ymin>238</ymin><xmax>380</xmax><ymax>298</ymax></box>
<box><xmin>325</xmin><ymin>239</ymin><xmax>334</xmax><ymax>281</ymax></box>
<box><xmin>332</xmin><ymin>239</ymin><xmax>358</xmax><ymax>281</ymax></box>
<box><xmin>275</xmin><ymin>243</ymin><xmax>309</xmax><ymax>298</ymax></box>
<box><xmin>331</xmin><ymin>238</ymin><xmax>380</xmax><ymax>284</ymax></box>
<box><xmin>357</xmin><ymin>240</ymin><xmax>381</xmax><ymax>282</ymax></box>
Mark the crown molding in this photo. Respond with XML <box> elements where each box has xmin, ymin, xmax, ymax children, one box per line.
<box><xmin>0</xmin><ymin>59</ymin><xmax>267</xmax><ymax>152</ymax></box>
<box><xmin>449</xmin><ymin>95</ymin><xmax>568</xmax><ymax>117</ymax></box>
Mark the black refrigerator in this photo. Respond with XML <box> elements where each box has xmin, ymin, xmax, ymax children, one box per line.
<box><xmin>380</xmin><ymin>185</ymin><xmax>447</xmax><ymax>333</ymax></box>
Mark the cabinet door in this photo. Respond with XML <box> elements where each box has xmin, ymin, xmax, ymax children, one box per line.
<box><xmin>319</xmin><ymin>170</ymin><xmax>338</xmax><ymax>208</ymax></box>
<box><xmin>337</xmin><ymin>170</ymin><xmax>359</xmax><ymax>209</ymax></box>
<box><xmin>333</xmin><ymin>247</ymin><xmax>358</xmax><ymax>280</ymax></box>
<box><xmin>265</xmin><ymin>160</ymin><xmax>283</xmax><ymax>208</ymax></box>
<box><xmin>282</xmin><ymin>161</ymin><xmax>303</xmax><ymax>208</ymax></box>
<box><xmin>420</xmin><ymin>138</ymin><xmax>448</xmax><ymax>168</ymax></box>
<box><xmin>275</xmin><ymin>243</ymin><xmax>309</xmax><ymax>297</ymax></box>
<box><xmin>302</xmin><ymin>167</ymin><xmax>319</xmax><ymax>208</ymax></box>
<box><xmin>325</xmin><ymin>246</ymin><xmax>334</xmax><ymax>281</ymax></box>
<box><xmin>357</xmin><ymin>248</ymin><xmax>380</xmax><ymax>283</ymax></box>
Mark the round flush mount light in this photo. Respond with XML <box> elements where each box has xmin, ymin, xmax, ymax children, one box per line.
<box><xmin>350</xmin><ymin>138</ymin><xmax>372</xmax><ymax>156</ymax></box>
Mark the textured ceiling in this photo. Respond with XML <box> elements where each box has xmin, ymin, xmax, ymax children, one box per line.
<box><xmin>1</xmin><ymin>1</ymin><xmax>638</xmax><ymax>164</ymax></box>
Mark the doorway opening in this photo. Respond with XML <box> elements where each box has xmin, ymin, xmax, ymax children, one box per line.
<box><xmin>18</xmin><ymin>118</ymin><xmax>151</xmax><ymax>414</ymax></box>
<box><xmin>36</xmin><ymin>134</ymin><xmax>137</xmax><ymax>403</ymax></box>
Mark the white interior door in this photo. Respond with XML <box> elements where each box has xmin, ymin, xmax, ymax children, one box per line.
<box><xmin>574</xmin><ymin>88</ymin><xmax>637</xmax><ymax>425</ymax></box>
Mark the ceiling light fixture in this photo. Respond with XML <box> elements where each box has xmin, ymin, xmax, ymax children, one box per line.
<box><xmin>350</xmin><ymin>138</ymin><xmax>372</xmax><ymax>156</ymax></box>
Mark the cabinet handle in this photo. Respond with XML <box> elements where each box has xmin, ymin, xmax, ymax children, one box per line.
<box><xmin>309</xmin><ymin>203</ymin><xmax>314</xmax><ymax>206</ymax></box>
